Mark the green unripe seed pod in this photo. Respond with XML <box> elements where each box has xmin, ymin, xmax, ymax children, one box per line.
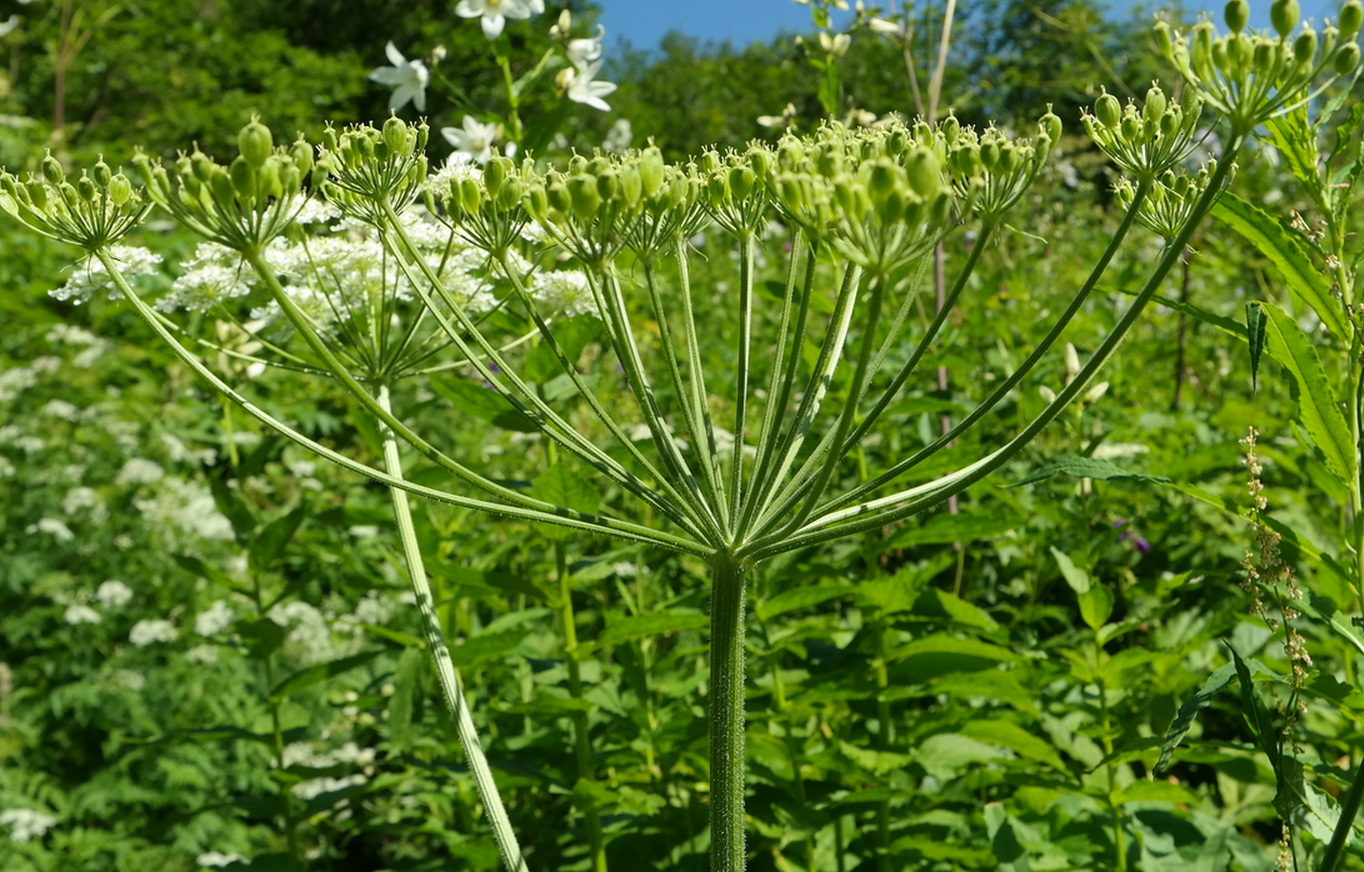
<box><xmin>1337</xmin><ymin>41</ymin><xmax>1361</xmax><ymax>73</ymax></box>
<box><xmin>729</xmin><ymin>165</ymin><xmax>756</xmax><ymax>200</ymax></box>
<box><xmin>640</xmin><ymin>147</ymin><xmax>666</xmax><ymax>198</ymax></box>
<box><xmin>229</xmin><ymin>156</ymin><xmax>256</xmax><ymax>201</ymax></box>
<box><xmin>1039</xmin><ymin>107</ymin><xmax>1062</xmax><ymax>145</ymax></box>
<box><xmin>1271</xmin><ymin>0</ymin><xmax>1299</xmax><ymax>39</ymax></box>
<box><xmin>928</xmin><ymin>190</ymin><xmax>952</xmax><ymax>226</ymax></box>
<box><xmin>1193</xmin><ymin>24</ymin><xmax>1215</xmax><ymax>72</ymax></box>
<box><xmin>1154</xmin><ymin>20</ymin><xmax>1174</xmax><ymax>58</ymax></box>
<box><xmin>596</xmin><ymin>169</ymin><xmax>619</xmax><ymax>202</ymax></box>
<box><xmin>1342</xmin><ymin>1</ymin><xmax>1363</xmax><ymax>38</ymax></box>
<box><xmin>1253</xmin><ymin>38</ymin><xmax>1275</xmax><ymax>73</ymax></box>
<box><xmin>619</xmin><ymin>166</ymin><xmax>642</xmax><ymax>209</ymax></box>
<box><xmin>1</xmin><ymin>175</ymin><xmax>21</xmax><ymax>203</ymax></box>
<box><xmin>238</xmin><ymin>118</ymin><xmax>274</xmax><ymax>168</ymax></box>
<box><xmin>885</xmin><ymin>128</ymin><xmax>909</xmax><ymax>156</ymax></box>
<box><xmin>900</xmin><ymin>196</ymin><xmax>923</xmax><ymax>229</ymax></box>
<box><xmin>191</xmin><ymin>153</ymin><xmax>216</xmax><ymax>184</ymax></box>
<box><xmin>1294</xmin><ymin>28</ymin><xmax>1318</xmax><ymax>63</ymax></box>
<box><xmin>705</xmin><ymin>173</ymin><xmax>728</xmax><ymax>208</ymax></box>
<box><xmin>905</xmin><ymin>147</ymin><xmax>941</xmax><ymax>197</ymax></box>
<box><xmin>833</xmin><ymin>178</ymin><xmax>860</xmax><ymax>220</ymax></box>
<box><xmin>568</xmin><ymin>174</ymin><xmax>601</xmax><ymax>221</ymax></box>
<box><xmin>26</xmin><ymin>180</ymin><xmax>48</xmax><ymax>211</ymax></box>
<box><xmin>1143</xmin><ymin>85</ymin><xmax>1167</xmax><ymax>124</ymax></box>
<box><xmin>941</xmin><ymin>113</ymin><xmax>961</xmax><ymax>145</ymax></box>
<box><xmin>547</xmin><ymin>180</ymin><xmax>572</xmax><ymax>215</ymax></box>
<box><xmin>874</xmin><ymin>186</ymin><xmax>905</xmax><ymax>225</ymax></box>
<box><xmin>76</xmin><ymin>174</ymin><xmax>97</xmax><ymax>202</ymax></box>
<box><xmin>1095</xmin><ymin>92</ymin><xmax>1121</xmax><ymax>129</ymax></box>
<box><xmin>524</xmin><ymin>183</ymin><xmax>549</xmax><ymax>219</ymax></box>
<box><xmin>278</xmin><ymin>164</ymin><xmax>300</xmax><ymax>196</ymax></box>
<box><xmin>1160</xmin><ymin>111</ymin><xmax>1180</xmax><ymax>139</ymax></box>
<box><xmin>41</xmin><ymin>154</ymin><xmax>65</xmax><ymax>186</ymax></box>
<box><xmin>257</xmin><ymin>159</ymin><xmax>282</xmax><ymax>200</ymax></box>
<box><xmin>484</xmin><ymin>156</ymin><xmax>510</xmax><ymax>200</ymax></box>
<box><xmin>748</xmin><ymin>147</ymin><xmax>772</xmax><ymax>181</ymax></box>
<box><xmin>209</xmin><ymin>168</ymin><xmax>236</xmax><ymax>206</ymax></box>
<box><xmin>979</xmin><ymin>140</ymin><xmax>1000</xmax><ymax>171</ymax></box>
<box><xmin>1225</xmin><ymin>0</ymin><xmax>1249</xmax><ymax>33</ymax></box>
<box><xmin>865</xmin><ymin>160</ymin><xmax>901</xmax><ymax>200</ymax></box>
<box><xmin>290</xmin><ymin>138</ymin><xmax>314</xmax><ymax>176</ymax></box>
<box><xmin>997</xmin><ymin>145</ymin><xmax>1020</xmax><ymax>175</ymax></box>
<box><xmin>382</xmin><ymin>115</ymin><xmax>409</xmax><ymax>155</ymax></box>
<box><xmin>456</xmin><ymin>176</ymin><xmax>481</xmax><ymax>214</ymax></box>
<box><xmin>91</xmin><ymin>160</ymin><xmax>112</xmax><ymax>188</ymax></box>
<box><xmin>1120</xmin><ymin>114</ymin><xmax>1140</xmax><ymax>142</ymax></box>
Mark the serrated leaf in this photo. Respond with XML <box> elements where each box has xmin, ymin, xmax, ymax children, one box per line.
<box><xmin>837</xmin><ymin>740</ymin><xmax>914</xmax><ymax>776</ymax></box>
<box><xmin>1246</xmin><ymin>301</ymin><xmax>1266</xmax><ymax>392</ymax></box>
<box><xmin>447</xmin><ymin>629</ymin><xmax>528</xmax><ymax>668</ymax></box>
<box><xmin>887</xmin><ymin>512</ymin><xmax>1019</xmax><ymax>549</ymax></box>
<box><xmin>1260</xmin><ymin>302</ymin><xmax>1355</xmax><ymax>486</ymax></box>
<box><xmin>1212</xmin><ymin>192</ymin><xmax>1347</xmax><ymax>338</ymax></box>
<box><xmin>914</xmin><ymin>733</ymin><xmax>1011</xmax><ymax>779</ymax></box>
<box><xmin>270</xmin><ymin>650</ymin><xmax>381</xmax><ymax>702</ymax></box>
<box><xmin>248</xmin><ymin>506</ymin><xmax>307</xmax><ymax>574</ymax></box>
<box><xmin>1009</xmin><ymin>455</ymin><xmax>1171</xmax><ymax>489</ymax></box>
<box><xmin>1228</xmin><ymin>645</ymin><xmax>1278</xmax><ymax>763</ymax></box>
<box><xmin>1155</xmin><ymin>662</ymin><xmax>1237</xmax><ymax>775</ymax></box>
<box><xmin>582</xmin><ymin>608</ymin><xmax>708</xmax><ymax>653</ymax></box>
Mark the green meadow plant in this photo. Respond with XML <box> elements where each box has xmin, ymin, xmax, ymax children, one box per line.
<box><xmin>3</xmin><ymin>2</ymin><xmax>1361</xmax><ymax>869</ymax></box>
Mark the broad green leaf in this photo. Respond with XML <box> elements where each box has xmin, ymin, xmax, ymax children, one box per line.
<box><xmin>985</xmin><ymin>804</ymin><xmax>1035</xmax><ymax>872</ymax></box>
<box><xmin>1297</xmin><ymin>591</ymin><xmax>1364</xmax><ymax>658</ymax></box>
<box><xmin>894</xmin><ymin>633</ymin><xmax>1020</xmax><ymax>665</ymax></box>
<box><xmin>887</xmin><ymin>512</ymin><xmax>1019</xmax><ymax>549</ymax></box>
<box><xmin>1264</xmin><ymin>109</ymin><xmax>1324</xmax><ymax>201</ymax></box>
<box><xmin>914</xmin><ymin>733</ymin><xmax>1011</xmax><ymax>779</ymax></box>
<box><xmin>237</xmin><ymin>617</ymin><xmax>289</xmax><ymax>660</ymax></box>
<box><xmin>1246</xmin><ymin>301</ymin><xmax>1266</xmax><ymax>392</ymax></box>
<box><xmin>912</xmin><ymin>588</ymin><xmax>1000</xmax><ymax>632</ymax></box>
<box><xmin>1155</xmin><ymin>663</ymin><xmax>1236</xmax><ymax>775</ymax></box>
<box><xmin>429</xmin><ymin>375</ymin><xmax>538</xmax><ymax>432</ymax></box>
<box><xmin>1212</xmin><ymin>192</ymin><xmax>1347</xmax><ymax>338</ymax></box>
<box><xmin>1229</xmin><ymin>646</ymin><xmax>1278</xmax><ymax>763</ymax></box>
<box><xmin>755</xmin><ymin>584</ymin><xmax>849</xmax><ymax>621</ymax></box>
<box><xmin>959</xmin><ymin>719</ymin><xmax>1067</xmax><ymax>772</ymax></box>
<box><xmin>837</xmin><ymin>740</ymin><xmax>914</xmax><ymax>776</ymax></box>
<box><xmin>447</xmin><ymin>629</ymin><xmax>528</xmax><ymax>668</ymax></box>
<box><xmin>248</xmin><ymin>506</ymin><xmax>307</xmax><ymax>574</ymax></box>
<box><xmin>583</xmin><ymin>608</ymin><xmax>708</xmax><ymax>653</ymax></box>
<box><xmin>1112</xmin><ymin>779</ymin><xmax>1202</xmax><ymax>806</ymax></box>
<box><xmin>1010</xmin><ymin>456</ymin><xmax>1171</xmax><ymax>489</ymax></box>
<box><xmin>531</xmin><ymin>460</ymin><xmax>602</xmax><ymax>541</ymax></box>
<box><xmin>1078</xmin><ymin>585</ymin><xmax>1114</xmax><ymax>631</ymax></box>
<box><xmin>524</xmin><ymin>314</ymin><xmax>602</xmax><ymax>383</ymax></box>
<box><xmin>1260</xmin><ymin>303</ymin><xmax>1355</xmax><ymax>486</ymax></box>
<box><xmin>386</xmin><ymin>647</ymin><xmax>423</xmax><ymax>753</ymax></box>
<box><xmin>1051</xmin><ymin>547</ymin><xmax>1090</xmax><ymax>594</ymax></box>
<box><xmin>270</xmin><ymin>650</ymin><xmax>381</xmax><ymax>702</ymax></box>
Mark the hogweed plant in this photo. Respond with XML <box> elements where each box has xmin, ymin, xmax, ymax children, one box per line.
<box><xmin>3</xmin><ymin>2</ymin><xmax>1361</xmax><ymax>869</ymax></box>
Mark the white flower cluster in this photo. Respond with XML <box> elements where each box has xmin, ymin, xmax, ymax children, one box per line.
<box><xmin>96</xmin><ymin>579</ymin><xmax>134</xmax><ymax>608</ymax></box>
<box><xmin>195</xmin><ymin>599</ymin><xmax>235</xmax><ymax>636</ymax></box>
<box><xmin>196</xmin><ymin>850</ymin><xmax>247</xmax><ymax>868</ymax></box>
<box><xmin>0</xmin><ymin>807</ymin><xmax>56</xmax><ymax>843</ymax></box>
<box><xmin>129</xmin><ymin>618</ymin><xmax>178</xmax><ymax>646</ymax></box>
<box><xmin>50</xmin><ymin>245</ymin><xmax>163</xmax><ymax>305</ymax></box>
<box><xmin>134</xmin><ymin>477</ymin><xmax>234</xmax><ymax>543</ymax></box>
<box><xmin>268</xmin><ymin>601</ymin><xmax>335</xmax><ymax>666</ymax></box>
<box><xmin>155</xmin><ymin>243</ymin><xmax>253</xmax><ymax>314</ymax></box>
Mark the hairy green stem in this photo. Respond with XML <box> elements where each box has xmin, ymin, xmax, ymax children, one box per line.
<box><xmin>708</xmin><ymin>552</ymin><xmax>750</xmax><ymax>872</ymax></box>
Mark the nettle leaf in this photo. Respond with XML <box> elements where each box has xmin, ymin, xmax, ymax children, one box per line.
<box><xmin>1229</xmin><ymin>646</ymin><xmax>1279</xmax><ymax>763</ymax></box>
<box><xmin>914</xmin><ymin>733</ymin><xmax>1012</xmax><ymax>780</ymax></box>
<box><xmin>1260</xmin><ymin>302</ymin><xmax>1356</xmax><ymax>486</ymax></box>
<box><xmin>1212</xmin><ymin>192</ymin><xmax>1347</xmax><ymax>338</ymax></box>
<box><xmin>755</xmin><ymin>584</ymin><xmax>850</xmax><ymax>621</ymax></box>
<box><xmin>959</xmin><ymin>718</ymin><xmax>1068</xmax><ymax>772</ymax></box>
<box><xmin>837</xmin><ymin>740</ymin><xmax>914</xmax><ymax>776</ymax></box>
<box><xmin>1009</xmin><ymin>455</ymin><xmax>1171</xmax><ymax>489</ymax></box>
<box><xmin>1245</xmin><ymin>302</ymin><xmax>1266</xmax><ymax>392</ymax></box>
<box><xmin>1156</xmin><ymin>663</ymin><xmax>1237</xmax><ymax>775</ymax></box>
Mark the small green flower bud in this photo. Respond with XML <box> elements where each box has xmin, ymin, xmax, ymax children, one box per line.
<box><xmin>1143</xmin><ymin>85</ymin><xmax>1167</xmax><ymax>124</ymax></box>
<box><xmin>640</xmin><ymin>147</ymin><xmax>666</xmax><ymax>198</ymax></box>
<box><xmin>568</xmin><ymin>174</ymin><xmax>601</xmax><ymax>221</ymax></box>
<box><xmin>1337</xmin><ymin>41</ymin><xmax>1361</xmax><ymax>73</ymax></box>
<box><xmin>1294</xmin><ymin>28</ymin><xmax>1318</xmax><ymax>63</ymax></box>
<box><xmin>229</xmin><ymin>156</ymin><xmax>256</xmax><ymax>201</ymax></box>
<box><xmin>382</xmin><ymin>115</ymin><xmax>409</xmax><ymax>155</ymax></box>
<box><xmin>1270</xmin><ymin>0</ymin><xmax>1299</xmax><ymax>39</ymax></box>
<box><xmin>238</xmin><ymin>117</ymin><xmax>274</xmax><ymax>168</ymax></box>
<box><xmin>1342</xmin><ymin>1</ymin><xmax>1363</xmax><ymax>38</ymax></box>
<box><xmin>1225</xmin><ymin>0</ymin><xmax>1249</xmax><ymax>33</ymax></box>
<box><xmin>1095</xmin><ymin>92</ymin><xmax>1121</xmax><ymax>129</ymax></box>
<box><xmin>905</xmin><ymin>147</ymin><xmax>941</xmax><ymax>198</ymax></box>
<box><xmin>41</xmin><ymin>154</ymin><xmax>65</xmax><ymax>186</ymax></box>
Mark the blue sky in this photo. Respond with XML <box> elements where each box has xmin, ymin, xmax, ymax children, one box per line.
<box><xmin>598</xmin><ymin>0</ymin><xmax>1344</xmax><ymax>52</ymax></box>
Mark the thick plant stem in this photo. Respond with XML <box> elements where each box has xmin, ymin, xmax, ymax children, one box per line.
<box><xmin>375</xmin><ymin>383</ymin><xmax>530</xmax><ymax>872</ymax></box>
<box><xmin>709</xmin><ymin>552</ymin><xmax>750</xmax><ymax>872</ymax></box>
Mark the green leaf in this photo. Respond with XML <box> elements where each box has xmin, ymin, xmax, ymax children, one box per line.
<box><xmin>912</xmin><ymin>588</ymin><xmax>1000</xmax><ymax>633</ymax></box>
<box><xmin>1259</xmin><ymin>302</ymin><xmax>1356</xmax><ymax>486</ymax></box>
<box><xmin>248</xmin><ymin>506</ymin><xmax>307</xmax><ymax>574</ymax></box>
<box><xmin>387</xmin><ymin>647</ymin><xmax>424</xmax><ymax>753</ymax></box>
<box><xmin>524</xmin><ymin>314</ymin><xmax>601</xmax><ymax>384</ymax></box>
<box><xmin>886</xmin><ymin>512</ymin><xmax>1020</xmax><ymax>549</ymax></box>
<box><xmin>837</xmin><ymin>740</ymin><xmax>914</xmax><ymax>776</ymax></box>
<box><xmin>582</xmin><ymin>608</ymin><xmax>708</xmax><ymax>653</ymax></box>
<box><xmin>1211</xmin><ymin>192</ymin><xmax>1347</xmax><ymax>338</ymax></box>
<box><xmin>270</xmin><ymin>650</ymin><xmax>381</xmax><ymax>702</ymax></box>
<box><xmin>1009</xmin><ymin>455</ymin><xmax>1171</xmax><ymax>489</ymax></box>
<box><xmin>1078</xmin><ymin>584</ymin><xmax>1114</xmax><ymax>630</ymax></box>
<box><xmin>1112</xmin><ymin>779</ymin><xmax>1202</xmax><ymax>806</ymax></box>
<box><xmin>756</xmin><ymin>584</ymin><xmax>850</xmax><ymax>621</ymax></box>
<box><xmin>429</xmin><ymin>375</ymin><xmax>538</xmax><ymax>433</ymax></box>
<box><xmin>531</xmin><ymin>460</ymin><xmax>602</xmax><ymax>541</ymax></box>
<box><xmin>1228</xmin><ymin>645</ymin><xmax>1278</xmax><ymax>763</ymax></box>
<box><xmin>914</xmin><ymin>733</ymin><xmax>1011</xmax><ymax>779</ymax></box>
<box><xmin>1155</xmin><ymin>663</ymin><xmax>1236</xmax><ymax>775</ymax></box>
<box><xmin>1050</xmin><ymin>547</ymin><xmax>1090</xmax><ymax>594</ymax></box>
<box><xmin>959</xmin><ymin>719</ymin><xmax>1068</xmax><ymax>772</ymax></box>
<box><xmin>1246</xmin><ymin>301</ymin><xmax>1266</xmax><ymax>392</ymax></box>
<box><xmin>985</xmin><ymin>804</ymin><xmax>1035</xmax><ymax>872</ymax></box>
